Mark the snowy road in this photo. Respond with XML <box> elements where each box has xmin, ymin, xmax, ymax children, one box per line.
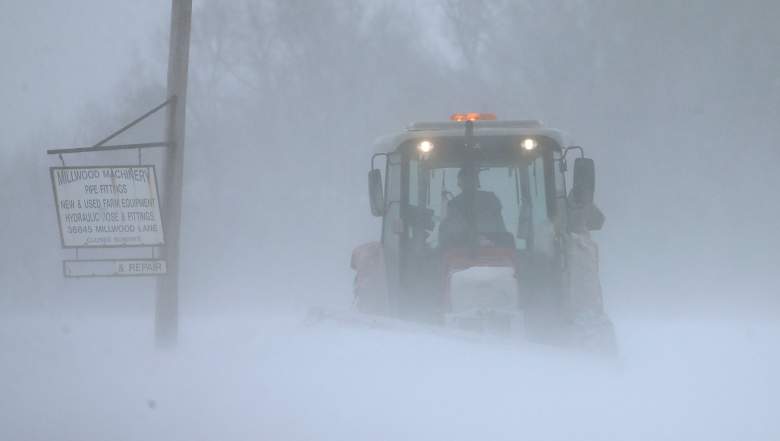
<box><xmin>1</xmin><ymin>312</ymin><xmax>777</xmax><ymax>441</ymax></box>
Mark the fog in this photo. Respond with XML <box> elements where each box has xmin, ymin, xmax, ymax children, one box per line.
<box><xmin>1</xmin><ymin>1</ymin><xmax>778</xmax><ymax>440</ymax></box>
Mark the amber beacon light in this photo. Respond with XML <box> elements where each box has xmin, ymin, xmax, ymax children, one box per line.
<box><xmin>449</xmin><ymin>112</ymin><xmax>497</xmax><ymax>122</ymax></box>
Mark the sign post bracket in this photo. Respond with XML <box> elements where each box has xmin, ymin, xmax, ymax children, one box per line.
<box><xmin>46</xmin><ymin>97</ymin><xmax>173</xmax><ymax>156</ymax></box>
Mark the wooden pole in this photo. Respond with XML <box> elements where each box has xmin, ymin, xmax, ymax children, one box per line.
<box><xmin>156</xmin><ymin>0</ymin><xmax>192</xmax><ymax>347</ymax></box>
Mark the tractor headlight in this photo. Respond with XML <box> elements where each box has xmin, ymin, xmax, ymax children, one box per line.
<box><xmin>521</xmin><ymin>138</ymin><xmax>538</xmax><ymax>151</ymax></box>
<box><xmin>417</xmin><ymin>140</ymin><xmax>434</xmax><ymax>154</ymax></box>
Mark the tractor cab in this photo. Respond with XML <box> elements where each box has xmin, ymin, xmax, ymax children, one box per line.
<box><xmin>354</xmin><ymin>113</ymin><xmax>611</xmax><ymax>346</ymax></box>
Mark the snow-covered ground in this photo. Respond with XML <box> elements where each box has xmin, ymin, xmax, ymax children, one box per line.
<box><xmin>1</xmin><ymin>311</ymin><xmax>777</xmax><ymax>441</ymax></box>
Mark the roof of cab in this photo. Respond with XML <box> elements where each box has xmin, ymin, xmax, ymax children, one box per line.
<box><xmin>372</xmin><ymin>120</ymin><xmax>568</xmax><ymax>154</ymax></box>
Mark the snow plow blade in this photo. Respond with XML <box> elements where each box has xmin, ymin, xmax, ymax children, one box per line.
<box><xmin>306</xmin><ymin>307</ymin><xmax>521</xmax><ymax>345</ymax></box>
<box><xmin>307</xmin><ymin>307</ymin><xmax>617</xmax><ymax>356</ymax></box>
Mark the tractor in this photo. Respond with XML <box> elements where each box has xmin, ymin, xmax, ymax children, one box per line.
<box><xmin>351</xmin><ymin>113</ymin><xmax>615</xmax><ymax>351</ymax></box>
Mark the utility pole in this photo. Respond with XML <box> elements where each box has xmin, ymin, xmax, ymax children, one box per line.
<box><xmin>156</xmin><ymin>0</ymin><xmax>192</xmax><ymax>347</ymax></box>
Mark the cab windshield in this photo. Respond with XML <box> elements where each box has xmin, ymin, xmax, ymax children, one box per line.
<box><xmin>408</xmin><ymin>154</ymin><xmax>552</xmax><ymax>251</ymax></box>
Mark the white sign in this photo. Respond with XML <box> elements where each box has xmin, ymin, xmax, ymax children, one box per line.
<box><xmin>63</xmin><ymin>259</ymin><xmax>167</xmax><ymax>278</ymax></box>
<box><xmin>50</xmin><ymin>166</ymin><xmax>164</xmax><ymax>247</ymax></box>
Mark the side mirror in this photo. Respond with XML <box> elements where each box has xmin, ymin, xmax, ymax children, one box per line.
<box><xmin>572</xmin><ymin>157</ymin><xmax>595</xmax><ymax>205</ymax></box>
<box><xmin>368</xmin><ymin>169</ymin><xmax>385</xmax><ymax>217</ymax></box>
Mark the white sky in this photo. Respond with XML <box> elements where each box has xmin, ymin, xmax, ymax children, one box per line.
<box><xmin>0</xmin><ymin>0</ymin><xmax>456</xmax><ymax>152</ymax></box>
<box><xmin>0</xmin><ymin>0</ymin><xmax>168</xmax><ymax>150</ymax></box>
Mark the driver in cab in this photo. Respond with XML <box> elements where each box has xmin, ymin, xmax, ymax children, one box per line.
<box><xmin>438</xmin><ymin>167</ymin><xmax>509</xmax><ymax>247</ymax></box>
